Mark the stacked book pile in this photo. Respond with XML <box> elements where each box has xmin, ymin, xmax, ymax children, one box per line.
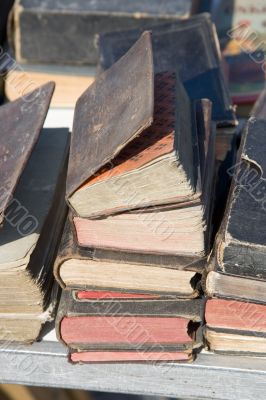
<box><xmin>54</xmin><ymin>25</ymin><xmax>235</xmax><ymax>364</ymax></box>
<box><xmin>97</xmin><ymin>13</ymin><xmax>244</xmax><ymax>245</ymax></box>
<box><xmin>0</xmin><ymin>82</ymin><xmax>69</xmax><ymax>342</ymax></box>
<box><xmin>204</xmin><ymin>88</ymin><xmax>266</xmax><ymax>356</ymax></box>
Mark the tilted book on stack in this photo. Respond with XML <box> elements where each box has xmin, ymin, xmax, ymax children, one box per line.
<box><xmin>0</xmin><ymin>83</ymin><xmax>69</xmax><ymax>342</ymax></box>
<box><xmin>54</xmin><ymin>32</ymin><xmax>217</xmax><ymax>363</ymax></box>
<box><xmin>203</xmin><ymin>92</ymin><xmax>266</xmax><ymax>355</ymax></box>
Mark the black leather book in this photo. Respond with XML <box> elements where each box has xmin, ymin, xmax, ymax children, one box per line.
<box><xmin>205</xmin><ymin>118</ymin><xmax>266</xmax><ymax>303</ymax></box>
<box><xmin>97</xmin><ymin>14</ymin><xmax>236</xmax><ymax>125</ymax></box>
<box><xmin>215</xmin><ymin>119</ymin><xmax>266</xmax><ymax>280</ymax></box>
<box><xmin>12</xmin><ymin>0</ymin><xmax>193</xmax><ymax>65</ymax></box>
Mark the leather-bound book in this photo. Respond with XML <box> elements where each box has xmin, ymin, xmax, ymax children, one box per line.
<box><xmin>97</xmin><ymin>14</ymin><xmax>236</xmax><ymax>125</ymax></box>
<box><xmin>66</xmin><ymin>33</ymin><xmax>216</xmax><ymax>233</ymax></box>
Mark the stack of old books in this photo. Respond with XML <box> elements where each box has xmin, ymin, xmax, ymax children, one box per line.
<box><xmin>204</xmin><ymin>88</ymin><xmax>266</xmax><ymax>356</ymax></box>
<box><xmin>54</xmin><ymin>31</ymin><xmax>220</xmax><ymax>364</ymax></box>
<box><xmin>0</xmin><ymin>82</ymin><xmax>69</xmax><ymax>343</ymax></box>
<box><xmin>97</xmin><ymin>12</ymin><xmax>240</xmax><ymax>233</ymax></box>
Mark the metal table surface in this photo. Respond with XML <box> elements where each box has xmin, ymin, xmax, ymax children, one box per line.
<box><xmin>0</xmin><ymin>329</ymin><xmax>265</xmax><ymax>400</ymax></box>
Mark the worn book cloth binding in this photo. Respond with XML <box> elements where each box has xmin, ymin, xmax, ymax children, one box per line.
<box><xmin>204</xmin><ymin>118</ymin><xmax>266</xmax><ymax>305</ymax></box>
<box><xmin>56</xmin><ymin>289</ymin><xmax>203</xmax><ymax>363</ymax></box>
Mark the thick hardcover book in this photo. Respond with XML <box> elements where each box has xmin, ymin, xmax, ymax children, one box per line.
<box><xmin>210</xmin><ymin>118</ymin><xmax>266</xmax><ymax>281</ymax></box>
<box><xmin>205</xmin><ymin>298</ymin><xmax>266</xmax><ymax>355</ymax></box>
<box><xmin>67</xmin><ymin>34</ymin><xmax>208</xmax><ymax>219</ymax></box>
<box><xmin>204</xmin><ymin>270</ymin><xmax>266</xmax><ymax>305</ymax></box>
<box><xmin>66</xmin><ymin>32</ymin><xmax>155</xmax><ymax>216</ymax></box>
<box><xmin>13</xmin><ymin>0</ymin><xmax>193</xmax><ymax>65</ymax></box>
<box><xmin>56</xmin><ymin>289</ymin><xmax>203</xmax><ymax>360</ymax></box>
<box><xmin>97</xmin><ymin>14</ymin><xmax>236</xmax><ymax>124</ymax></box>
<box><xmin>0</xmin><ymin>82</ymin><xmax>55</xmax><ymax>226</ymax></box>
<box><xmin>67</xmin><ymin>39</ymin><xmax>214</xmax><ymax>225</ymax></box>
<box><xmin>0</xmin><ymin>128</ymin><xmax>69</xmax><ymax>342</ymax></box>
<box><xmin>54</xmin><ymin>219</ymin><xmax>203</xmax><ymax>297</ymax></box>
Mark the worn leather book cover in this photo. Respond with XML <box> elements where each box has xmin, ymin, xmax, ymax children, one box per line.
<box><xmin>56</xmin><ymin>289</ymin><xmax>203</xmax><ymax>356</ymax></box>
<box><xmin>0</xmin><ymin>128</ymin><xmax>69</xmax><ymax>342</ymax></box>
<box><xmin>0</xmin><ymin>82</ymin><xmax>55</xmax><ymax>226</ymax></box>
<box><xmin>67</xmin><ymin>35</ymin><xmax>207</xmax><ymax>219</ymax></box>
<box><xmin>54</xmin><ymin>218</ymin><xmax>203</xmax><ymax>297</ymax></box>
<box><xmin>12</xmin><ymin>0</ymin><xmax>193</xmax><ymax>65</ymax></box>
<box><xmin>68</xmin><ymin>69</ymin><xmax>201</xmax><ymax>218</ymax></box>
<box><xmin>66</xmin><ymin>32</ymin><xmax>154</xmax><ymax>213</ymax></box>
<box><xmin>204</xmin><ymin>298</ymin><xmax>266</xmax><ymax>356</ymax></box>
<box><xmin>67</xmin><ymin>64</ymin><xmax>214</xmax><ymax>221</ymax></box>
<box><xmin>214</xmin><ymin>119</ymin><xmax>266</xmax><ymax>280</ymax></box>
<box><xmin>97</xmin><ymin>14</ymin><xmax>236</xmax><ymax>125</ymax></box>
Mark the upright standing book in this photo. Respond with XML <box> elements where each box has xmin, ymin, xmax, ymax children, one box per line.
<box><xmin>97</xmin><ymin>14</ymin><xmax>236</xmax><ymax>124</ymax></box>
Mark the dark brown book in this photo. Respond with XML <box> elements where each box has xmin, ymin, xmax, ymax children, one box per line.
<box><xmin>66</xmin><ymin>34</ymin><xmax>215</xmax><ymax>222</ymax></box>
<box><xmin>0</xmin><ymin>82</ymin><xmax>55</xmax><ymax>226</ymax></box>
<box><xmin>72</xmin><ymin>99</ymin><xmax>216</xmax><ymax>260</ymax></box>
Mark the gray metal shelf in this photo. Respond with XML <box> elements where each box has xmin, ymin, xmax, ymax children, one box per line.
<box><xmin>0</xmin><ymin>331</ymin><xmax>265</xmax><ymax>400</ymax></box>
